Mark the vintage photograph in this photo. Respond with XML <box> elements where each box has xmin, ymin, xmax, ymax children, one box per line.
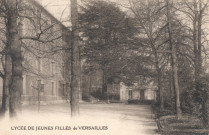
<box><xmin>0</xmin><ymin>0</ymin><xmax>209</xmax><ymax>135</ymax></box>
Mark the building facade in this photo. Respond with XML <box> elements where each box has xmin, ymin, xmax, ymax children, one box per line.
<box><xmin>120</xmin><ymin>82</ymin><xmax>156</xmax><ymax>101</ymax></box>
<box><xmin>22</xmin><ymin>0</ymin><xmax>70</xmax><ymax>105</ymax></box>
<box><xmin>0</xmin><ymin>0</ymin><xmax>70</xmax><ymax>105</ymax></box>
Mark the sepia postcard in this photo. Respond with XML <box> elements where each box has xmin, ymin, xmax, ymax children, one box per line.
<box><xmin>0</xmin><ymin>0</ymin><xmax>209</xmax><ymax>135</ymax></box>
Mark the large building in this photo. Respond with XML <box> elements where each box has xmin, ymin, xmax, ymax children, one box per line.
<box><xmin>0</xmin><ymin>0</ymin><xmax>71</xmax><ymax>105</ymax></box>
<box><xmin>22</xmin><ymin>0</ymin><xmax>73</xmax><ymax>105</ymax></box>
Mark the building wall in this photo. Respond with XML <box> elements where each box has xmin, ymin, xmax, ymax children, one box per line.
<box><xmin>21</xmin><ymin>1</ymin><xmax>67</xmax><ymax>104</ymax></box>
<box><xmin>22</xmin><ymin>53</ymin><xmax>66</xmax><ymax>104</ymax></box>
<box><xmin>144</xmin><ymin>89</ymin><xmax>156</xmax><ymax>100</ymax></box>
<box><xmin>132</xmin><ymin>90</ymin><xmax>140</xmax><ymax>99</ymax></box>
<box><xmin>22</xmin><ymin>74</ymin><xmax>65</xmax><ymax>105</ymax></box>
<box><xmin>0</xmin><ymin>1</ymin><xmax>68</xmax><ymax>105</ymax></box>
<box><xmin>120</xmin><ymin>83</ymin><xmax>128</xmax><ymax>100</ymax></box>
<box><xmin>120</xmin><ymin>83</ymin><xmax>156</xmax><ymax>101</ymax></box>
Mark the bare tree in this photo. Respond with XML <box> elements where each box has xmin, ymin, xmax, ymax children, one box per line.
<box><xmin>175</xmin><ymin>0</ymin><xmax>209</xmax><ymax>124</ymax></box>
<box><xmin>0</xmin><ymin>2</ymin><xmax>10</xmax><ymax>117</ymax></box>
<box><xmin>166</xmin><ymin>0</ymin><xmax>182</xmax><ymax>119</ymax></box>
<box><xmin>70</xmin><ymin>0</ymin><xmax>80</xmax><ymax>117</ymax></box>
<box><xmin>128</xmin><ymin>0</ymin><xmax>170</xmax><ymax>109</ymax></box>
<box><xmin>5</xmin><ymin>0</ymin><xmax>22</xmax><ymax>117</ymax></box>
<box><xmin>0</xmin><ymin>0</ymin><xmax>68</xmax><ymax>117</ymax></box>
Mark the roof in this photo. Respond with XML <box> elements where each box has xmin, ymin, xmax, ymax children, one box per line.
<box><xmin>28</xmin><ymin>0</ymin><xmax>70</xmax><ymax>33</ymax></box>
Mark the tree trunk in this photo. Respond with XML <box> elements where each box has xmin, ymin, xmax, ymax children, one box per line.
<box><xmin>70</xmin><ymin>0</ymin><xmax>80</xmax><ymax>118</ymax></box>
<box><xmin>1</xmin><ymin>55</ymin><xmax>12</xmax><ymax>118</ymax></box>
<box><xmin>193</xmin><ymin>0</ymin><xmax>199</xmax><ymax>84</ymax></box>
<box><xmin>102</xmin><ymin>69</ymin><xmax>107</xmax><ymax>99</ymax></box>
<box><xmin>158</xmin><ymin>73</ymin><xmax>164</xmax><ymax>109</ymax></box>
<box><xmin>79</xmin><ymin>47</ymin><xmax>82</xmax><ymax>101</ymax></box>
<box><xmin>63</xmin><ymin>30</ymin><xmax>71</xmax><ymax>102</ymax></box>
<box><xmin>169</xmin><ymin>66</ymin><xmax>175</xmax><ymax>105</ymax></box>
<box><xmin>88</xmin><ymin>75</ymin><xmax>92</xmax><ymax>97</ymax></box>
<box><xmin>6</xmin><ymin>0</ymin><xmax>23</xmax><ymax>118</ymax></box>
<box><xmin>154</xmin><ymin>53</ymin><xmax>164</xmax><ymax>109</ymax></box>
<box><xmin>197</xmin><ymin>0</ymin><xmax>202</xmax><ymax>77</ymax></box>
<box><xmin>147</xmin><ymin>0</ymin><xmax>164</xmax><ymax>109</ymax></box>
<box><xmin>1</xmin><ymin>77</ymin><xmax>5</xmax><ymax>111</ymax></box>
<box><xmin>197</xmin><ymin>0</ymin><xmax>208</xmax><ymax>127</ymax></box>
<box><xmin>166</xmin><ymin>0</ymin><xmax>182</xmax><ymax>119</ymax></box>
<box><xmin>202</xmin><ymin>97</ymin><xmax>208</xmax><ymax>127</ymax></box>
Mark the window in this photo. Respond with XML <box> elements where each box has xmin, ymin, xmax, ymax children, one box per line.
<box><xmin>122</xmin><ymin>91</ymin><xmax>124</xmax><ymax>100</ymax></box>
<box><xmin>63</xmin><ymin>84</ymin><xmax>65</xmax><ymax>96</ymax></box>
<box><xmin>36</xmin><ymin>58</ymin><xmax>42</xmax><ymax>73</ymax></box>
<box><xmin>62</xmin><ymin>65</ymin><xmax>65</xmax><ymax>78</ymax></box>
<box><xmin>140</xmin><ymin>90</ymin><xmax>145</xmax><ymax>100</ymax></box>
<box><xmin>37</xmin><ymin>80</ymin><xmax>44</xmax><ymax>92</ymax></box>
<box><xmin>51</xmin><ymin>61</ymin><xmax>55</xmax><ymax>75</ymax></box>
<box><xmin>128</xmin><ymin>90</ymin><xmax>132</xmax><ymax>99</ymax></box>
<box><xmin>37</xmin><ymin>80</ymin><xmax>41</xmax><ymax>87</ymax></box>
<box><xmin>37</xmin><ymin>59</ymin><xmax>41</xmax><ymax>72</ymax></box>
<box><xmin>52</xmin><ymin>82</ymin><xmax>54</xmax><ymax>95</ymax></box>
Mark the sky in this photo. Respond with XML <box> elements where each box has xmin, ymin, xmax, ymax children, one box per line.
<box><xmin>37</xmin><ymin>0</ymin><xmax>130</xmax><ymax>26</ymax></box>
<box><xmin>38</xmin><ymin>0</ymin><xmax>71</xmax><ymax>26</ymax></box>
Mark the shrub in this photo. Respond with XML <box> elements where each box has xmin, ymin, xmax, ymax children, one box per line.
<box><xmin>127</xmin><ymin>99</ymin><xmax>154</xmax><ymax>105</ymax></box>
<box><xmin>90</xmin><ymin>90</ymin><xmax>106</xmax><ymax>100</ymax></box>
